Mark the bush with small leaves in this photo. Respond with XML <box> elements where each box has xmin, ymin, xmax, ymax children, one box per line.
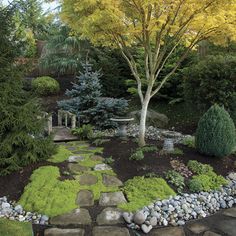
<box><xmin>188</xmin><ymin>172</ymin><xmax>228</xmax><ymax>192</ymax></box>
<box><xmin>104</xmin><ymin>156</ymin><xmax>114</xmax><ymax>165</ymax></box>
<box><xmin>129</xmin><ymin>150</ymin><xmax>144</xmax><ymax>161</ymax></box>
<box><xmin>187</xmin><ymin>160</ymin><xmax>213</xmax><ymax>175</ymax></box>
<box><xmin>32</xmin><ymin>76</ymin><xmax>60</xmax><ymax>96</ymax></box>
<box><xmin>71</xmin><ymin>124</ymin><xmax>94</xmax><ymax>140</ymax></box>
<box><xmin>165</xmin><ymin>170</ymin><xmax>185</xmax><ymax>193</ymax></box>
<box><xmin>195</xmin><ymin>104</ymin><xmax>236</xmax><ymax>157</ymax></box>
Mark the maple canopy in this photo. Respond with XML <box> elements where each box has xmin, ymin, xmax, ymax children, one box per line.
<box><xmin>61</xmin><ymin>0</ymin><xmax>236</xmax><ymax>48</ymax></box>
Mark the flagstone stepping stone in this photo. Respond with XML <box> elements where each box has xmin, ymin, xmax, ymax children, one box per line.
<box><xmin>68</xmin><ymin>155</ymin><xmax>85</xmax><ymax>163</ymax></box>
<box><xmin>215</xmin><ymin>219</ymin><xmax>236</xmax><ymax>236</ymax></box>
<box><xmin>67</xmin><ymin>147</ymin><xmax>77</xmax><ymax>151</ymax></box>
<box><xmin>68</xmin><ymin>163</ymin><xmax>90</xmax><ymax>173</ymax></box>
<box><xmin>91</xmin><ymin>155</ymin><xmax>104</xmax><ymax>161</ymax></box>
<box><xmin>150</xmin><ymin>226</ymin><xmax>185</xmax><ymax>236</ymax></box>
<box><xmin>222</xmin><ymin>208</ymin><xmax>236</xmax><ymax>218</ymax></box>
<box><xmin>79</xmin><ymin>174</ymin><xmax>98</xmax><ymax>185</ymax></box>
<box><xmin>76</xmin><ymin>190</ymin><xmax>94</xmax><ymax>206</ymax></box>
<box><xmin>102</xmin><ymin>175</ymin><xmax>123</xmax><ymax>187</ymax></box>
<box><xmin>92</xmin><ymin>226</ymin><xmax>130</xmax><ymax>236</ymax></box>
<box><xmin>187</xmin><ymin>222</ymin><xmax>210</xmax><ymax>234</ymax></box>
<box><xmin>94</xmin><ymin>164</ymin><xmax>112</xmax><ymax>171</ymax></box>
<box><xmin>45</xmin><ymin>228</ymin><xmax>85</xmax><ymax>236</ymax></box>
<box><xmin>99</xmin><ymin>192</ymin><xmax>127</xmax><ymax>206</ymax></box>
<box><xmin>96</xmin><ymin>207</ymin><xmax>124</xmax><ymax>225</ymax></box>
<box><xmin>73</xmin><ymin>150</ymin><xmax>93</xmax><ymax>154</ymax></box>
<box><xmin>50</xmin><ymin>208</ymin><xmax>92</xmax><ymax>226</ymax></box>
<box><xmin>203</xmin><ymin>231</ymin><xmax>221</xmax><ymax>236</ymax></box>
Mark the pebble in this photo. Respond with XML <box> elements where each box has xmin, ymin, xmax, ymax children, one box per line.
<box><xmin>123</xmin><ymin>177</ymin><xmax>236</xmax><ymax>234</ymax></box>
<box><xmin>0</xmin><ymin>197</ymin><xmax>48</xmax><ymax>225</ymax></box>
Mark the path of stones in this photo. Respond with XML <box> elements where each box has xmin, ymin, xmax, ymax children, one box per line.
<box><xmin>44</xmin><ymin>142</ymin><xmax>236</xmax><ymax>236</ymax></box>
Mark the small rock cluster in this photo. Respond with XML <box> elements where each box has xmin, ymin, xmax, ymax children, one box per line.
<box><xmin>123</xmin><ymin>177</ymin><xmax>236</xmax><ymax>234</ymax></box>
<box><xmin>99</xmin><ymin>124</ymin><xmax>192</xmax><ymax>143</ymax></box>
<box><xmin>0</xmin><ymin>197</ymin><xmax>48</xmax><ymax>225</ymax></box>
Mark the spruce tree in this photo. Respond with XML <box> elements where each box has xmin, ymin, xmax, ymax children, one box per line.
<box><xmin>0</xmin><ymin>5</ymin><xmax>55</xmax><ymax>175</ymax></box>
<box><xmin>196</xmin><ymin>104</ymin><xmax>236</xmax><ymax>157</ymax></box>
<box><xmin>58</xmin><ymin>63</ymin><xmax>128</xmax><ymax>128</ymax></box>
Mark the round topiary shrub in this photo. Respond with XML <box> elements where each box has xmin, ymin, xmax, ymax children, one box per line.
<box><xmin>32</xmin><ymin>76</ymin><xmax>60</xmax><ymax>96</ymax></box>
<box><xmin>195</xmin><ymin>104</ymin><xmax>236</xmax><ymax>157</ymax></box>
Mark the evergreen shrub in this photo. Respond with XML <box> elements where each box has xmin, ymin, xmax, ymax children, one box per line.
<box><xmin>195</xmin><ymin>104</ymin><xmax>236</xmax><ymax>157</ymax></box>
<box><xmin>32</xmin><ymin>76</ymin><xmax>60</xmax><ymax>96</ymax></box>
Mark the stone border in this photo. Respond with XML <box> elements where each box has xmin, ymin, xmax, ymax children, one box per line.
<box><xmin>123</xmin><ymin>176</ymin><xmax>236</xmax><ymax>234</ymax></box>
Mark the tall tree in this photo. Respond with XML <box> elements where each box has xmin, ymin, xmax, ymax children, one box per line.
<box><xmin>61</xmin><ymin>0</ymin><xmax>236</xmax><ymax>146</ymax></box>
<box><xmin>0</xmin><ymin>4</ymin><xmax>55</xmax><ymax>175</ymax></box>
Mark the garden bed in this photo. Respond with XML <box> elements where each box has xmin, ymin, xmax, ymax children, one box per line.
<box><xmin>102</xmin><ymin>138</ymin><xmax>236</xmax><ymax>183</ymax></box>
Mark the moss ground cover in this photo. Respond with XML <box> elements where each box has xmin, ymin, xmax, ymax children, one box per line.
<box><xmin>0</xmin><ymin>218</ymin><xmax>32</xmax><ymax>236</ymax></box>
<box><xmin>48</xmin><ymin>145</ymin><xmax>73</xmax><ymax>163</ymax></box>
<box><xmin>119</xmin><ymin>176</ymin><xmax>175</xmax><ymax>212</ymax></box>
<box><xmin>19</xmin><ymin>142</ymin><xmax>119</xmax><ymax>216</ymax></box>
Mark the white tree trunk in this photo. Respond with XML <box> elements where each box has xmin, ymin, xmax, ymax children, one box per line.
<box><xmin>139</xmin><ymin>96</ymin><xmax>150</xmax><ymax>147</ymax></box>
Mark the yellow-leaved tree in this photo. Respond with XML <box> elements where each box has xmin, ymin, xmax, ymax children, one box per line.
<box><xmin>61</xmin><ymin>0</ymin><xmax>236</xmax><ymax>146</ymax></box>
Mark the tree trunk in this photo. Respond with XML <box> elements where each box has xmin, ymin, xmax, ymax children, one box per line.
<box><xmin>139</xmin><ymin>96</ymin><xmax>150</xmax><ymax>147</ymax></box>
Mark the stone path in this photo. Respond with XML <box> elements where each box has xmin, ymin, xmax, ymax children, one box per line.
<box><xmin>44</xmin><ymin>141</ymin><xmax>236</xmax><ymax>236</ymax></box>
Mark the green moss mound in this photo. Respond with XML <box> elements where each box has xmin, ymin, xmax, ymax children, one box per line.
<box><xmin>189</xmin><ymin>172</ymin><xmax>228</xmax><ymax>192</ymax></box>
<box><xmin>0</xmin><ymin>218</ymin><xmax>32</xmax><ymax>236</ymax></box>
<box><xmin>119</xmin><ymin>177</ymin><xmax>175</xmax><ymax>212</ymax></box>
<box><xmin>48</xmin><ymin>146</ymin><xmax>73</xmax><ymax>163</ymax></box>
<box><xmin>19</xmin><ymin>166</ymin><xmax>119</xmax><ymax>216</ymax></box>
<box><xmin>196</xmin><ymin>104</ymin><xmax>236</xmax><ymax>157</ymax></box>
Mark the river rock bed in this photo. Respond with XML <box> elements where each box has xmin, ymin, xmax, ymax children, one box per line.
<box><xmin>99</xmin><ymin>124</ymin><xmax>192</xmax><ymax>143</ymax></box>
<box><xmin>123</xmin><ymin>175</ymin><xmax>236</xmax><ymax>234</ymax></box>
<box><xmin>0</xmin><ymin>197</ymin><xmax>48</xmax><ymax>225</ymax></box>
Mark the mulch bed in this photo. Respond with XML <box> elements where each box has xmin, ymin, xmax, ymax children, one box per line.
<box><xmin>102</xmin><ymin>138</ymin><xmax>236</xmax><ymax>182</ymax></box>
<box><xmin>0</xmin><ymin>160</ymin><xmax>72</xmax><ymax>202</ymax></box>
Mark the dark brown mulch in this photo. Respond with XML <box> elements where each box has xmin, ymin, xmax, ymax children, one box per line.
<box><xmin>0</xmin><ymin>160</ymin><xmax>73</xmax><ymax>202</ymax></box>
<box><xmin>102</xmin><ymin>138</ymin><xmax>236</xmax><ymax>182</ymax></box>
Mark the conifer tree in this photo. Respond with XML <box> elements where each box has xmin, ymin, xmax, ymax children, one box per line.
<box><xmin>196</xmin><ymin>104</ymin><xmax>236</xmax><ymax>157</ymax></box>
<box><xmin>0</xmin><ymin>5</ymin><xmax>55</xmax><ymax>175</ymax></box>
<box><xmin>58</xmin><ymin>63</ymin><xmax>128</xmax><ymax>128</ymax></box>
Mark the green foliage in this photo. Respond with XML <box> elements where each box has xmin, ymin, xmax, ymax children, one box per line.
<box><xmin>182</xmin><ymin>136</ymin><xmax>195</xmax><ymax>148</ymax></box>
<box><xmin>48</xmin><ymin>146</ymin><xmax>73</xmax><ymax>163</ymax></box>
<box><xmin>195</xmin><ymin>104</ymin><xmax>236</xmax><ymax>157</ymax></box>
<box><xmin>92</xmin><ymin>138</ymin><xmax>109</xmax><ymax>146</ymax></box>
<box><xmin>139</xmin><ymin>145</ymin><xmax>159</xmax><ymax>153</ymax></box>
<box><xmin>71</xmin><ymin>124</ymin><xmax>94</xmax><ymax>140</ymax></box>
<box><xmin>165</xmin><ymin>170</ymin><xmax>185</xmax><ymax>193</ymax></box>
<box><xmin>144</xmin><ymin>172</ymin><xmax>159</xmax><ymax>178</ymax></box>
<box><xmin>184</xmin><ymin>55</ymin><xmax>236</xmax><ymax>112</ymax></box>
<box><xmin>78</xmin><ymin>156</ymin><xmax>102</xmax><ymax>167</ymax></box>
<box><xmin>19</xmin><ymin>165</ymin><xmax>118</xmax><ymax>216</ymax></box>
<box><xmin>129</xmin><ymin>150</ymin><xmax>144</xmax><ymax>161</ymax></box>
<box><xmin>32</xmin><ymin>76</ymin><xmax>60</xmax><ymax>96</ymax></box>
<box><xmin>0</xmin><ymin>218</ymin><xmax>32</xmax><ymax>236</ymax></box>
<box><xmin>19</xmin><ymin>166</ymin><xmax>81</xmax><ymax>216</ymax></box>
<box><xmin>187</xmin><ymin>160</ymin><xmax>213</xmax><ymax>175</ymax></box>
<box><xmin>170</xmin><ymin>148</ymin><xmax>184</xmax><ymax>155</ymax></box>
<box><xmin>119</xmin><ymin>176</ymin><xmax>175</xmax><ymax>212</ymax></box>
<box><xmin>104</xmin><ymin>156</ymin><xmax>114</xmax><ymax>165</ymax></box>
<box><xmin>58</xmin><ymin>63</ymin><xmax>128</xmax><ymax>129</ymax></box>
<box><xmin>129</xmin><ymin>145</ymin><xmax>158</xmax><ymax>161</ymax></box>
<box><xmin>0</xmin><ymin>5</ymin><xmax>55</xmax><ymax>175</ymax></box>
<box><xmin>188</xmin><ymin>172</ymin><xmax>228</xmax><ymax>192</ymax></box>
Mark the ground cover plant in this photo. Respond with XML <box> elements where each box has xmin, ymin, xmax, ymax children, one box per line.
<box><xmin>0</xmin><ymin>218</ymin><xmax>32</xmax><ymax>236</ymax></box>
<box><xmin>19</xmin><ymin>141</ymin><xmax>118</xmax><ymax>216</ymax></box>
<box><xmin>119</xmin><ymin>176</ymin><xmax>175</xmax><ymax>212</ymax></box>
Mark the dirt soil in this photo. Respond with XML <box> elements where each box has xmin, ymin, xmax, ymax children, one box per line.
<box><xmin>102</xmin><ymin>138</ymin><xmax>236</xmax><ymax>183</ymax></box>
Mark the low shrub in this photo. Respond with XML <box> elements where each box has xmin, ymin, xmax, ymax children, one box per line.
<box><xmin>140</xmin><ymin>145</ymin><xmax>159</xmax><ymax>153</ymax></box>
<box><xmin>104</xmin><ymin>156</ymin><xmax>114</xmax><ymax>165</ymax></box>
<box><xmin>71</xmin><ymin>124</ymin><xmax>94</xmax><ymax>140</ymax></box>
<box><xmin>195</xmin><ymin>104</ymin><xmax>236</xmax><ymax>157</ymax></box>
<box><xmin>119</xmin><ymin>176</ymin><xmax>175</xmax><ymax>212</ymax></box>
<box><xmin>187</xmin><ymin>160</ymin><xmax>213</xmax><ymax>175</ymax></box>
<box><xmin>129</xmin><ymin>150</ymin><xmax>144</xmax><ymax>161</ymax></box>
<box><xmin>182</xmin><ymin>136</ymin><xmax>195</xmax><ymax>148</ymax></box>
<box><xmin>32</xmin><ymin>76</ymin><xmax>60</xmax><ymax>96</ymax></box>
<box><xmin>165</xmin><ymin>170</ymin><xmax>185</xmax><ymax>193</ymax></box>
<box><xmin>188</xmin><ymin>172</ymin><xmax>228</xmax><ymax>192</ymax></box>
